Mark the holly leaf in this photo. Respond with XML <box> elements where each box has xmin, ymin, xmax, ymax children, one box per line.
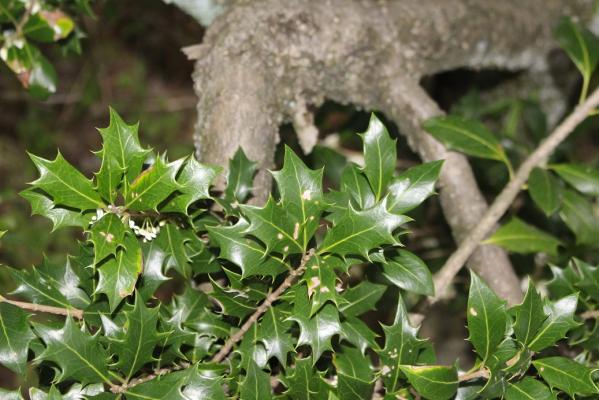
<box><xmin>550</xmin><ymin>163</ymin><xmax>599</xmax><ymax>197</ymax></box>
<box><xmin>559</xmin><ymin>189</ymin><xmax>599</xmax><ymax>246</ymax></box>
<box><xmin>89</xmin><ymin>213</ymin><xmax>126</xmax><ymax>264</ymax></box>
<box><xmin>162</xmin><ymin>156</ymin><xmax>220</xmax><ymax>213</ymax></box>
<box><xmin>359</xmin><ymin>113</ymin><xmax>397</xmax><ymax>201</ymax></box>
<box><xmin>207</xmin><ymin>219</ymin><xmax>288</xmax><ymax>278</ymax></box>
<box><xmin>533</xmin><ymin>357</ymin><xmax>598</xmax><ymax>398</ymax></box>
<box><xmin>339</xmin><ymin>281</ymin><xmax>386</xmax><ymax>316</ymax></box>
<box><xmin>20</xmin><ymin>188</ymin><xmax>92</xmax><ymax>231</ymax></box>
<box><xmin>272</xmin><ymin>146</ymin><xmax>324</xmax><ymax>248</ymax></box>
<box><xmin>528</xmin><ymin>168</ymin><xmax>561</xmax><ymax>216</ymax></box>
<box><xmin>513</xmin><ymin>281</ymin><xmax>546</xmax><ymax>347</ymax></box>
<box><xmin>124</xmin><ymin>156</ymin><xmax>182</xmax><ymax>211</ymax></box>
<box><xmin>210</xmin><ymin>280</ymin><xmax>257</xmax><ymax>320</ymax></box>
<box><xmin>181</xmin><ymin>365</ymin><xmax>227</xmax><ymax>400</ymax></box>
<box><xmin>319</xmin><ymin>200</ymin><xmax>408</xmax><ymax>258</ymax></box>
<box><xmin>341</xmin><ymin>163</ymin><xmax>375</xmax><ymax>210</ymax></box>
<box><xmin>282</xmin><ymin>356</ymin><xmax>330</xmax><ymax>400</ymax></box>
<box><xmin>29</xmin><ymin>386</ymin><xmax>64</xmax><ymax>400</ymax></box>
<box><xmin>240</xmin><ymin>197</ymin><xmax>304</xmax><ymax>254</ymax></box>
<box><xmin>2</xmin><ymin>42</ymin><xmax>57</xmax><ymax>100</ymax></box>
<box><xmin>0</xmin><ymin>388</ymin><xmax>23</xmax><ymax>400</ymax></box>
<box><xmin>95</xmin><ymin>108</ymin><xmax>150</xmax><ymax>202</ymax></box>
<box><xmin>28</xmin><ymin>151</ymin><xmax>103</xmax><ymax>210</ymax></box>
<box><xmin>382</xmin><ymin>250</ymin><xmax>434</xmax><ymax>296</ymax></box>
<box><xmin>399</xmin><ymin>365</ymin><xmax>458</xmax><ymax>400</ymax></box>
<box><xmin>96</xmin><ymin>234</ymin><xmax>143</xmax><ymax>312</ymax></box>
<box><xmin>548</xmin><ymin>262</ymin><xmax>581</xmax><ymax>298</ymax></box>
<box><xmin>340</xmin><ymin>317</ymin><xmax>378</xmax><ymax>355</ymax></box>
<box><xmin>572</xmin><ymin>258</ymin><xmax>599</xmax><ymax>301</ymax></box>
<box><xmin>335</xmin><ymin>346</ymin><xmax>374</xmax><ymax>399</ymax></box>
<box><xmin>258</xmin><ymin>307</ymin><xmax>294</xmax><ymax>367</ymax></box>
<box><xmin>239</xmin><ymin>360</ymin><xmax>272</xmax><ymax>400</ymax></box>
<box><xmin>138</xmin><ymin>241</ymin><xmax>170</xmax><ymax>301</ymax></box>
<box><xmin>467</xmin><ymin>272</ymin><xmax>508</xmax><ymax>363</ymax></box>
<box><xmin>303</xmin><ymin>255</ymin><xmax>338</xmax><ymax>316</ymax></box>
<box><xmin>556</xmin><ymin>17</ymin><xmax>599</xmax><ymax>87</ymax></box>
<box><xmin>125</xmin><ymin>367</ymin><xmax>192</xmax><ymax>399</ymax></box>
<box><xmin>505</xmin><ymin>377</ymin><xmax>554</xmax><ymax>400</ymax></box>
<box><xmin>387</xmin><ymin>160</ymin><xmax>443</xmax><ymax>214</ymax></box>
<box><xmin>0</xmin><ymin>302</ymin><xmax>35</xmax><ymax>374</ymax></box>
<box><xmin>485</xmin><ymin>218</ymin><xmax>562</xmax><ymax>256</ymax></box>
<box><xmin>154</xmin><ymin>223</ymin><xmax>193</xmax><ymax>279</ymax></box>
<box><xmin>224</xmin><ymin>148</ymin><xmax>257</xmax><ymax>203</ymax></box>
<box><xmin>110</xmin><ymin>297</ymin><xmax>164</xmax><ymax>379</ymax></box>
<box><xmin>35</xmin><ymin>317</ymin><xmax>111</xmax><ymax>385</ymax></box>
<box><xmin>527</xmin><ymin>294</ymin><xmax>579</xmax><ymax>352</ymax></box>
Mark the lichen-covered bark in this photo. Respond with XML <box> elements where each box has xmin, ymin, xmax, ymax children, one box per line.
<box><xmin>188</xmin><ymin>0</ymin><xmax>593</xmax><ymax>304</ymax></box>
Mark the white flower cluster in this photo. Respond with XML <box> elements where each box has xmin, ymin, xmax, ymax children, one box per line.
<box><xmin>129</xmin><ymin>219</ymin><xmax>166</xmax><ymax>242</ymax></box>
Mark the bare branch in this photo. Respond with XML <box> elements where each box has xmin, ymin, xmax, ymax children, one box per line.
<box><xmin>0</xmin><ymin>294</ymin><xmax>84</xmax><ymax>319</ymax></box>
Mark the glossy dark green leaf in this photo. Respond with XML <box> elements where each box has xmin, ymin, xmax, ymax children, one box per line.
<box><xmin>423</xmin><ymin>115</ymin><xmax>506</xmax><ymax>162</ymax></box>
<box><xmin>224</xmin><ymin>148</ymin><xmax>257</xmax><ymax>203</ymax></box>
<box><xmin>28</xmin><ymin>152</ymin><xmax>103</xmax><ymax>210</ymax></box>
<box><xmin>547</xmin><ymin>263</ymin><xmax>580</xmax><ymax>298</ymax></box>
<box><xmin>239</xmin><ymin>360</ymin><xmax>271</xmax><ymax>400</ymax></box>
<box><xmin>555</xmin><ymin>17</ymin><xmax>599</xmax><ymax>82</ymax></box>
<box><xmin>272</xmin><ymin>145</ymin><xmax>324</xmax><ymax>248</ymax></box>
<box><xmin>2</xmin><ymin>43</ymin><xmax>57</xmax><ymax>99</ymax></box>
<box><xmin>550</xmin><ymin>163</ymin><xmax>599</xmax><ymax>197</ymax></box>
<box><xmin>485</xmin><ymin>218</ymin><xmax>561</xmax><ymax>256</ymax></box>
<box><xmin>20</xmin><ymin>188</ymin><xmax>92</xmax><ymax>231</ymax></box>
<box><xmin>559</xmin><ymin>189</ymin><xmax>599</xmax><ymax>246</ymax></box>
<box><xmin>387</xmin><ymin>160</ymin><xmax>443</xmax><ymax>214</ymax></box>
<box><xmin>124</xmin><ymin>157</ymin><xmax>181</xmax><ymax>211</ymax></box>
<box><xmin>0</xmin><ymin>302</ymin><xmax>35</xmax><ymax>374</ymax></box>
<box><xmin>505</xmin><ymin>377</ymin><xmax>554</xmax><ymax>400</ymax></box>
<box><xmin>303</xmin><ymin>255</ymin><xmax>338</xmax><ymax>316</ymax></box>
<box><xmin>23</xmin><ymin>10</ymin><xmax>74</xmax><ymax>43</ymax></box>
<box><xmin>513</xmin><ymin>281</ymin><xmax>546</xmax><ymax>346</ymax></box>
<box><xmin>210</xmin><ymin>280</ymin><xmax>256</xmax><ymax>320</ymax></box>
<box><xmin>154</xmin><ymin>223</ymin><xmax>193</xmax><ymax>279</ymax></box>
<box><xmin>340</xmin><ymin>317</ymin><xmax>378</xmax><ymax>355</ymax></box>
<box><xmin>528</xmin><ymin>168</ymin><xmax>561</xmax><ymax>216</ymax></box>
<box><xmin>572</xmin><ymin>258</ymin><xmax>599</xmax><ymax>300</ymax></box>
<box><xmin>339</xmin><ymin>281</ymin><xmax>386</xmax><ymax>316</ymax></box>
<box><xmin>527</xmin><ymin>294</ymin><xmax>578</xmax><ymax>352</ymax></box>
<box><xmin>319</xmin><ymin>200</ymin><xmax>407</xmax><ymax>258</ymax></box>
<box><xmin>282</xmin><ymin>356</ymin><xmax>330</xmax><ymax>400</ymax></box>
<box><xmin>400</xmin><ymin>365</ymin><xmax>458</xmax><ymax>400</ymax></box>
<box><xmin>182</xmin><ymin>366</ymin><xmax>227</xmax><ymax>400</ymax></box>
<box><xmin>341</xmin><ymin>163</ymin><xmax>376</xmax><ymax>210</ymax></box>
<box><xmin>89</xmin><ymin>213</ymin><xmax>126</xmax><ymax>264</ymax></box>
<box><xmin>258</xmin><ymin>307</ymin><xmax>294</xmax><ymax>367</ymax></box>
<box><xmin>335</xmin><ymin>346</ymin><xmax>374</xmax><ymax>399</ymax></box>
<box><xmin>359</xmin><ymin>113</ymin><xmax>397</xmax><ymax>201</ymax></box>
<box><xmin>138</xmin><ymin>240</ymin><xmax>170</xmax><ymax>300</ymax></box>
<box><xmin>382</xmin><ymin>250</ymin><xmax>434</xmax><ymax>296</ymax></box>
<box><xmin>467</xmin><ymin>272</ymin><xmax>508</xmax><ymax>363</ymax></box>
<box><xmin>162</xmin><ymin>156</ymin><xmax>220</xmax><ymax>213</ymax></box>
<box><xmin>533</xmin><ymin>356</ymin><xmax>598</xmax><ymax>397</ymax></box>
<box><xmin>125</xmin><ymin>367</ymin><xmax>191</xmax><ymax>399</ymax></box>
<box><xmin>29</xmin><ymin>386</ymin><xmax>64</xmax><ymax>400</ymax></box>
<box><xmin>35</xmin><ymin>317</ymin><xmax>111</xmax><ymax>385</ymax></box>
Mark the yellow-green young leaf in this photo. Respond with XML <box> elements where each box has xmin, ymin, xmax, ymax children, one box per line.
<box><xmin>399</xmin><ymin>365</ymin><xmax>458</xmax><ymax>400</ymax></box>
<box><xmin>556</xmin><ymin>17</ymin><xmax>599</xmax><ymax>81</ymax></box>
<box><xmin>505</xmin><ymin>377</ymin><xmax>554</xmax><ymax>400</ymax></box>
<box><xmin>95</xmin><ymin>234</ymin><xmax>142</xmax><ymax>312</ymax></box>
<box><xmin>23</xmin><ymin>9</ymin><xmax>74</xmax><ymax>42</ymax></box>
<box><xmin>485</xmin><ymin>218</ymin><xmax>562</xmax><ymax>256</ymax></box>
<box><xmin>224</xmin><ymin>147</ymin><xmax>257</xmax><ymax>203</ymax></box>
<box><xmin>533</xmin><ymin>357</ymin><xmax>598</xmax><ymax>398</ymax></box>
<box><xmin>89</xmin><ymin>213</ymin><xmax>126</xmax><ymax>264</ymax></box>
<box><xmin>0</xmin><ymin>303</ymin><xmax>35</xmax><ymax>375</ymax></box>
<box><xmin>335</xmin><ymin>346</ymin><xmax>375</xmax><ymax>400</ymax></box>
<box><xmin>28</xmin><ymin>152</ymin><xmax>103</xmax><ymax>210</ymax></box>
<box><xmin>467</xmin><ymin>272</ymin><xmax>508</xmax><ymax>364</ymax></box>
<box><xmin>35</xmin><ymin>317</ymin><xmax>112</xmax><ymax>385</ymax></box>
<box><xmin>272</xmin><ymin>145</ymin><xmax>324</xmax><ymax>248</ymax></box>
<box><xmin>528</xmin><ymin>168</ymin><xmax>561</xmax><ymax>216</ymax></box>
<box><xmin>282</xmin><ymin>357</ymin><xmax>330</xmax><ymax>400</ymax></box>
<box><xmin>20</xmin><ymin>188</ymin><xmax>92</xmax><ymax>231</ymax></box>
<box><xmin>124</xmin><ymin>157</ymin><xmax>182</xmax><ymax>211</ymax></box>
<box><xmin>559</xmin><ymin>189</ymin><xmax>599</xmax><ymax>246</ymax></box>
<box><xmin>513</xmin><ymin>281</ymin><xmax>546</xmax><ymax>347</ymax></box>
<box><xmin>359</xmin><ymin>113</ymin><xmax>397</xmax><ymax>201</ymax></box>
<box><xmin>387</xmin><ymin>160</ymin><xmax>443</xmax><ymax>215</ymax></box>
<box><xmin>339</xmin><ymin>281</ymin><xmax>386</xmax><ymax>316</ymax></box>
<box><xmin>0</xmin><ymin>230</ymin><xmax>5</xmax><ymax>240</ymax></box>
<box><xmin>423</xmin><ymin>115</ymin><xmax>507</xmax><ymax>162</ymax></box>
<box><xmin>240</xmin><ymin>360</ymin><xmax>272</xmax><ymax>400</ymax></box>
<box><xmin>527</xmin><ymin>294</ymin><xmax>579</xmax><ymax>352</ymax></box>
<box><xmin>382</xmin><ymin>250</ymin><xmax>434</xmax><ymax>296</ymax></box>
<box><xmin>550</xmin><ymin>163</ymin><xmax>599</xmax><ymax>197</ymax></box>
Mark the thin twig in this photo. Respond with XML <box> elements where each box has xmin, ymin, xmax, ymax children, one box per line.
<box><xmin>581</xmin><ymin>310</ymin><xmax>599</xmax><ymax>320</ymax></box>
<box><xmin>0</xmin><ymin>294</ymin><xmax>84</xmax><ymax>319</ymax></box>
<box><xmin>111</xmin><ymin>362</ymin><xmax>191</xmax><ymax>394</ymax></box>
<box><xmin>212</xmin><ymin>248</ymin><xmax>316</xmax><ymax>363</ymax></box>
<box><xmin>431</xmin><ymin>87</ymin><xmax>599</xmax><ymax>305</ymax></box>
<box><xmin>458</xmin><ymin>368</ymin><xmax>489</xmax><ymax>382</ymax></box>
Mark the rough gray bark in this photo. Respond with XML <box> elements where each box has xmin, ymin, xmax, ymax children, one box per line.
<box><xmin>187</xmin><ymin>0</ymin><xmax>594</xmax><ymax>305</ymax></box>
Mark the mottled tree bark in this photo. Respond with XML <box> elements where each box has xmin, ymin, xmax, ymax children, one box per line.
<box><xmin>186</xmin><ymin>0</ymin><xmax>594</xmax><ymax>305</ymax></box>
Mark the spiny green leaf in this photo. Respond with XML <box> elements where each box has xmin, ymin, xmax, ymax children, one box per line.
<box><xmin>138</xmin><ymin>240</ymin><xmax>170</xmax><ymax>300</ymax></box>
<box><xmin>207</xmin><ymin>219</ymin><xmax>288</xmax><ymax>278</ymax></box>
<box><xmin>124</xmin><ymin>366</ymin><xmax>203</xmax><ymax>399</ymax></box>
<box><xmin>240</xmin><ymin>197</ymin><xmax>304</xmax><ymax>254</ymax></box>
<box><xmin>20</xmin><ymin>188</ymin><xmax>92</xmax><ymax>231</ymax></box>
<box><xmin>110</xmin><ymin>297</ymin><xmax>164</xmax><ymax>379</ymax></box>
<box><xmin>162</xmin><ymin>156</ymin><xmax>220</xmax><ymax>213</ymax></box>
<box><xmin>2</xmin><ymin>42</ymin><xmax>57</xmax><ymax>100</ymax></box>
<box><xmin>335</xmin><ymin>346</ymin><xmax>374</xmax><ymax>399</ymax></box>
<box><xmin>505</xmin><ymin>377</ymin><xmax>554</xmax><ymax>400</ymax></box>
<box><xmin>387</xmin><ymin>160</ymin><xmax>443</xmax><ymax>214</ymax></box>
<box><xmin>559</xmin><ymin>189</ymin><xmax>599</xmax><ymax>246</ymax></box>
<box><xmin>485</xmin><ymin>218</ymin><xmax>562</xmax><ymax>256</ymax></box>
<box><xmin>35</xmin><ymin>317</ymin><xmax>111</xmax><ymax>385</ymax></box>
<box><xmin>239</xmin><ymin>359</ymin><xmax>272</xmax><ymax>400</ymax></box>
<box><xmin>340</xmin><ymin>317</ymin><xmax>378</xmax><ymax>355</ymax></box>
<box><xmin>210</xmin><ymin>280</ymin><xmax>256</xmax><ymax>320</ymax></box>
<box><xmin>341</xmin><ymin>163</ymin><xmax>375</xmax><ymax>210</ymax></box>
<box><xmin>272</xmin><ymin>145</ymin><xmax>324</xmax><ymax>248</ymax></box>
<box><xmin>258</xmin><ymin>307</ymin><xmax>294</xmax><ymax>367</ymax></box>
<box><xmin>96</xmin><ymin>233</ymin><xmax>142</xmax><ymax>312</ymax></box>
<box><xmin>224</xmin><ymin>148</ymin><xmax>257</xmax><ymax>203</ymax></box>
<box><xmin>528</xmin><ymin>168</ymin><xmax>561</xmax><ymax>216</ymax></box>
<box><xmin>28</xmin><ymin>151</ymin><xmax>103</xmax><ymax>210</ymax></box>
<box><xmin>528</xmin><ymin>294</ymin><xmax>579</xmax><ymax>352</ymax></box>
<box><xmin>467</xmin><ymin>272</ymin><xmax>508</xmax><ymax>364</ymax></box>
<box><xmin>319</xmin><ymin>200</ymin><xmax>408</xmax><ymax>258</ymax></box>
<box><xmin>400</xmin><ymin>365</ymin><xmax>458</xmax><ymax>400</ymax></box>
<box><xmin>548</xmin><ymin>262</ymin><xmax>581</xmax><ymax>298</ymax></box>
<box><xmin>154</xmin><ymin>223</ymin><xmax>193</xmax><ymax>279</ymax></box>
<box><xmin>423</xmin><ymin>115</ymin><xmax>507</xmax><ymax>162</ymax></box>
<box><xmin>513</xmin><ymin>281</ymin><xmax>546</xmax><ymax>347</ymax></box>
<box><xmin>0</xmin><ymin>302</ymin><xmax>35</xmax><ymax>374</ymax></box>
<box><xmin>382</xmin><ymin>250</ymin><xmax>434</xmax><ymax>296</ymax></box>
<box><xmin>550</xmin><ymin>163</ymin><xmax>599</xmax><ymax>197</ymax></box>
<box><xmin>282</xmin><ymin>356</ymin><xmax>330</xmax><ymax>400</ymax></box>
<box><xmin>303</xmin><ymin>255</ymin><xmax>338</xmax><ymax>316</ymax></box>
<box><xmin>339</xmin><ymin>281</ymin><xmax>386</xmax><ymax>316</ymax></box>
<box><xmin>533</xmin><ymin>356</ymin><xmax>598</xmax><ymax>398</ymax></box>
<box><xmin>89</xmin><ymin>213</ymin><xmax>126</xmax><ymax>264</ymax></box>
<box><xmin>29</xmin><ymin>386</ymin><xmax>64</xmax><ymax>400</ymax></box>
<box><xmin>359</xmin><ymin>113</ymin><xmax>397</xmax><ymax>201</ymax></box>
<box><xmin>124</xmin><ymin>156</ymin><xmax>182</xmax><ymax>211</ymax></box>
<box><xmin>0</xmin><ymin>388</ymin><xmax>23</xmax><ymax>400</ymax></box>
